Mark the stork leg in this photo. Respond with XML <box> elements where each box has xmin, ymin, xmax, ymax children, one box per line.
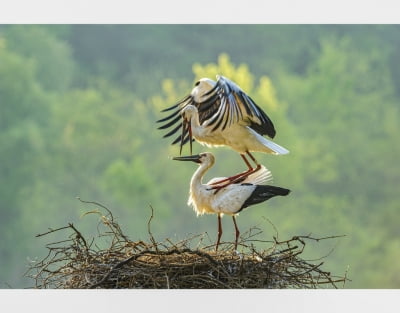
<box><xmin>209</xmin><ymin>152</ymin><xmax>261</xmax><ymax>191</ymax></box>
<box><xmin>209</xmin><ymin>154</ymin><xmax>253</xmax><ymax>187</ymax></box>
<box><xmin>235</xmin><ymin>152</ymin><xmax>262</xmax><ymax>181</ymax></box>
<box><xmin>241</xmin><ymin>153</ymin><xmax>254</xmax><ymax>170</ymax></box>
<box><xmin>232</xmin><ymin>216</ymin><xmax>240</xmax><ymax>250</ymax></box>
<box><xmin>216</xmin><ymin>214</ymin><xmax>223</xmax><ymax>251</ymax></box>
<box><xmin>246</xmin><ymin>151</ymin><xmax>261</xmax><ymax>170</ymax></box>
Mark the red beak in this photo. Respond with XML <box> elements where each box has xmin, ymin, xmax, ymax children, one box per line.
<box><xmin>188</xmin><ymin>119</ymin><xmax>193</xmax><ymax>155</ymax></box>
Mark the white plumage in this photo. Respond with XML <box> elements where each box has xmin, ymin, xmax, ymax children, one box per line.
<box><xmin>188</xmin><ymin>154</ymin><xmax>273</xmax><ymax>216</ymax></box>
<box><xmin>158</xmin><ymin>75</ymin><xmax>289</xmax><ymax>184</ymax></box>
<box><xmin>181</xmin><ymin>104</ymin><xmax>289</xmax><ymax>156</ymax></box>
<box><xmin>173</xmin><ymin>152</ymin><xmax>290</xmax><ymax>251</ymax></box>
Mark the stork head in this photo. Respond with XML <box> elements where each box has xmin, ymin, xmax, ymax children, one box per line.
<box><xmin>173</xmin><ymin>152</ymin><xmax>215</xmax><ymax>166</ymax></box>
<box><xmin>181</xmin><ymin>104</ymin><xmax>197</xmax><ymax>120</ymax></box>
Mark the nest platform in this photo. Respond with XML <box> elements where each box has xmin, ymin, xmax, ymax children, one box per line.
<box><xmin>26</xmin><ymin>201</ymin><xmax>348</xmax><ymax>289</ymax></box>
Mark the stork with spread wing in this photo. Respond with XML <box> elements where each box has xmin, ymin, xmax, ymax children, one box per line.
<box><xmin>157</xmin><ymin>75</ymin><xmax>289</xmax><ymax>183</ymax></box>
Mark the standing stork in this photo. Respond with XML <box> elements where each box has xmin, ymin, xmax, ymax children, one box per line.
<box><xmin>157</xmin><ymin>75</ymin><xmax>289</xmax><ymax>183</ymax></box>
<box><xmin>173</xmin><ymin>152</ymin><xmax>290</xmax><ymax>251</ymax></box>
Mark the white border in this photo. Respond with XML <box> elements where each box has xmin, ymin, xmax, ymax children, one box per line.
<box><xmin>1</xmin><ymin>289</ymin><xmax>400</xmax><ymax>313</ymax></box>
<box><xmin>1</xmin><ymin>2</ymin><xmax>398</xmax><ymax>312</ymax></box>
<box><xmin>0</xmin><ymin>0</ymin><xmax>399</xmax><ymax>23</ymax></box>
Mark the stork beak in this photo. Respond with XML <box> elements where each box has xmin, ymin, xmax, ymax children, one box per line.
<box><xmin>173</xmin><ymin>154</ymin><xmax>201</xmax><ymax>163</ymax></box>
<box><xmin>188</xmin><ymin>119</ymin><xmax>193</xmax><ymax>155</ymax></box>
<box><xmin>180</xmin><ymin>117</ymin><xmax>193</xmax><ymax>156</ymax></box>
<box><xmin>180</xmin><ymin>118</ymin><xmax>187</xmax><ymax>156</ymax></box>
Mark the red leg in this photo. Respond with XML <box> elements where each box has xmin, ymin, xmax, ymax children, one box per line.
<box><xmin>209</xmin><ymin>153</ymin><xmax>262</xmax><ymax>191</ymax></box>
<box><xmin>209</xmin><ymin>154</ymin><xmax>254</xmax><ymax>186</ymax></box>
<box><xmin>237</xmin><ymin>151</ymin><xmax>263</xmax><ymax>180</ymax></box>
<box><xmin>232</xmin><ymin>216</ymin><xmax>240</xmax><ymax>250</ymax></box>
<box><xmin>216</xmin><ymin>214</ymin><xmax>222</xmax><ymax>251</ymax></box>
<box><xmin>246</xmin><ymin>151</ymin><xmax>259</xmax><ymax>168</ymax></box>
<box><xmin>241</xmin><ymin>154</ymin><xmax>253</xmax><ymax>170</ymax></box>
<box><xmin>209</xmin><ymin>169</ymin><xmax>250</xmax><ymax>186</ymax></box>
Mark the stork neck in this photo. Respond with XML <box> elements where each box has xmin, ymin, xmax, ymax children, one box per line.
<box><xmin>189</xmin><ymin>110</ymin><xmax>201</xmax><ymax>129</ymax></box>
<box><xmin>190</xmin><ymin>160</ymin><xmax>213</xmax><ymax>189</ymax></box>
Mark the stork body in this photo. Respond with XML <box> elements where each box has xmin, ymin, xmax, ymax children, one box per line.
<box><xmin>182</xmin><ymin>103</ymin><xmax>288</xmax><ymax>159</ymax></box>
<box><xmin>158</xmin><ymin>75</ymin><xmax>289</xmax><ymax>183</ymax></box>
<box><xmin>173</xmin><ymin>152</ymin><xmax>290</xmax><ymax>250</ymax></box>
<box><xmin>180</xmin><ymin>104</ymin><xmax>289</xmax><ymax>186</ymax></box>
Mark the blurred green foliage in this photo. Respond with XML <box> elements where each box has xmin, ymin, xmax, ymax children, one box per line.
<box><xmin>0</xmin><ymin>25</ymin><xmax>399</xmax><ymax>288</ymax></box>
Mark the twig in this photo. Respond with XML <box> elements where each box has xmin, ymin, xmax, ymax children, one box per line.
<box><xmin>36</xmin><ymin>225</ymin><xmax>72</xmax><ymax>237</ymax></box>
<box><xmin>89</xmin><ymin>248</ymin><xmax>219</xmax><ymax>288</ymax></box>
<box><xmin>147</xmin><ymin>204</ymin><xmax>158</xmax><ymax>251</ymax></box>
<box><xmin>77</xmin><ymin>197</ymin><xmax>114</xmax><ymax>220</ymax></box>
<box><xmin>68</xmin><ymin>223</ymin><xmax>89</xmax><ymax>251</ymax></box>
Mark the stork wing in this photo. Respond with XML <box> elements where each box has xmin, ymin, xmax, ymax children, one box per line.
<box><xmin>156</xmin><ymin>94</ymin><xmax>196</xmax><ymax>147</ymax></box>
<box><xmin>156</xmin><ymin>75</ymin><xmax>276</xmax><ymax>150</ymax></box>
<box><xmin>241</xmin><ymin>165</ymin><xmax>273</xmax><ymax>185</ymax></box>
<box><xmin>205</xmin><ymin>165</ymin><xmax>272</xmax><ymax>187</ymax></box>
<box><xmin>203</xmin><ymin>76</ymin><xmax>276</xmax><ymax>138</ymax></box>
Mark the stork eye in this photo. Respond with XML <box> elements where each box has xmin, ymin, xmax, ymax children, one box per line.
<box><xmin>195</xmin><ymin>81</ymin><xmax>200</xmax><ymax>86</ymax></box>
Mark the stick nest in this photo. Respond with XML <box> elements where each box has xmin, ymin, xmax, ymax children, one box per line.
<box><xmin>26</xmin><ymin>200</ymin><xmax>349</xmax><ymax>289</ymax></box>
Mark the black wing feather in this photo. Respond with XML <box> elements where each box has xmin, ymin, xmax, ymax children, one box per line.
<box><xmin>162</xmin><ymin>123</ymin><xmax>182</xmax><ymax>138</ymax></box>
<box><xmin>157</xmin><ymin>114</ymin><xmax>182</xmax><ymax>130</ymax></box>
<box><xmin>248</xmin><ymin>100</ymin><xmax>276</xmax><ymax>138</ymax></box>
<box><xmin>156</xmin><ymin>108</ymin><xmax>181</xmax><ymax>123</ymax></box>
<box><xmin>161</xmin><ymin>95</ymin><xmax>191</xmax><ymax>112</ymax></box>
<box><xmin>156</xmin><ymin>75</ymin><xmax>277</xmax><ymax>150</ymax></box>
<box><xmin>239</xmin><ymin>185</ymin><xmax>290</xmax><ymax>212</ymax></box>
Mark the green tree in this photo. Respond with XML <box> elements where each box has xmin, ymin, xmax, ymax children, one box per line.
<box><xmin>4</xmin><ymin>25</ymin><xmax>74</xmax><ymax>92</ymax></box>
<box><xmin>0</xmin><ymin>34</ymin><xmax>51</xmax><ymax>287</ymax></box>
<box><xmin>276</xmin><ymin>36</ymin><xmax>400</xmax><ymax>287</ymax></box>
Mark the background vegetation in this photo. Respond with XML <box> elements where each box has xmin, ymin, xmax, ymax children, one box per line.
<box><xmin>1</xmin><ymin>25</ymin><xmax>399</xmax><ymax>288</ymax></box>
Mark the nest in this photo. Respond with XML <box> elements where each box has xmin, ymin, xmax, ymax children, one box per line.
<box><xmin>26</xmin><ymin>199</ymin><xmax>349</xmax><ymax>289</ymax></box>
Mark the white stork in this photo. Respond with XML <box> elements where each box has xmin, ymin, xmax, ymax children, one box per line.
<box><xmin>157</xmin><ymin>75</ymin><xmax>289</xmax><ymax>183</ymax></box>
<box><xmin>173</xmin><ymin>152</ymin><xmax>290</xmax><ymax>251</ymax></box>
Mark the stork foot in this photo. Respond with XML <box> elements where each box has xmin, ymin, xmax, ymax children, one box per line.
<box><xmin>209</xmin><ymin>165</ymin><xmax>262</xmax><ymax>193</ymax></box>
